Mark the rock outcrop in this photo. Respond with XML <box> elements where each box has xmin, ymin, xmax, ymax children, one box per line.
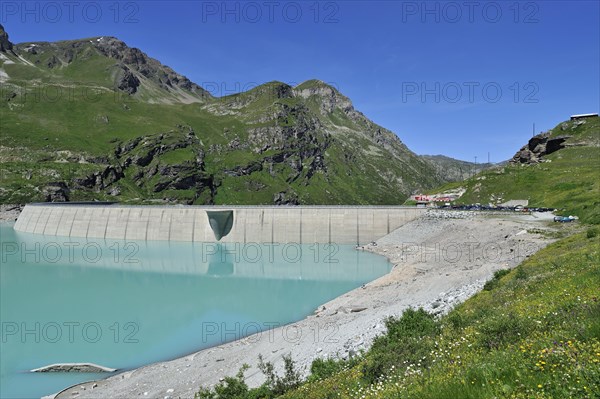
<box><xmin>92</xmin><ymin>36</ymin><xmax>210</xmax><ymax>99</ymax></box>
<box><xmin>73</xmin><ymin>166</ymin><xmax>124</xmax><ymax>192</ymax></box>
<box><xmin>510</xmin><ymin>132</ymin><xmax>570</xmax><ymax>164</ymax></box>
<box><xmin>115</xmin><ymin>126</ymin><xmax>216</xmax><ymax>204</ymax></box>
<box><xmin>116</xmin><ymin>65</ymin><xmax>141</xmax><ymax>94</ymax></box>
<box><xmin>273</xmin><ymin>190</ymin><xmax>299</xmax><ymax>205</ymax></box>
<box><xmin>0</xmin><ymin>23</ymin><xmax>14</xmax><ymax>52</ymax></box>
<box><xmin>42</xmin><ymin>182</ymin><xmax>70</xmax><ymax>202</ymax></box>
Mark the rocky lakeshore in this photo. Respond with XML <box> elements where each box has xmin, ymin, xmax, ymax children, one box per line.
<box><xmin>0</xmin><ymin>204</ymin><xmax>22</xmax><ymax>222</ymax></box>
<box><xmin>54</xmin><ymin>209</ymin><xmax>559</xmax><ymax>399</ymax></box>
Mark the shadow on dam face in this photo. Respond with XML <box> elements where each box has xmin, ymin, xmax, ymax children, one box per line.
<box><xmin>206</xmin><ymin>210</ymin><xmax>234</xmax><ymax>241</ymax></box>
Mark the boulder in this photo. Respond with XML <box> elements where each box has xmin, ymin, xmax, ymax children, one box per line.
<box><xmin>510</xmin><ymin>132</ymin><xmax>571</xmax><ymax>164</ymax></box>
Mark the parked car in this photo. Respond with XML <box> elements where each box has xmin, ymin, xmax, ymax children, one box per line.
<box><xmin>554</xmin><ymin>216</ymin><xmax>576</xmax><ymax>223</ymax></box>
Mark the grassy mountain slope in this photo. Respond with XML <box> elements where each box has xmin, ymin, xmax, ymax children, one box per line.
<box><xmin>430</xmin><ymin>117</ymin><xmax>600</xmax><ymax>223</ymax></box>
<box><xmin>0</xmin><ymin>25</ymin><xmax>441</xmax><ymax>205</ymax></box>
<box><xmin>273</xmin><ymin>230</ymin><xmax>599</xmax><ymax>399</ymax></box>
<box><xmin>420</xmin><ymin>154</ymin><xmax>495</xmax><ymax>183</ymax></box>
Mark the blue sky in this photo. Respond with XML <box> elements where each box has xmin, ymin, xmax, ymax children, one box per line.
<box><xmin>2</xmin><ymin>1</ymin><xmax>599</xmax><ymax>162</ymax></box>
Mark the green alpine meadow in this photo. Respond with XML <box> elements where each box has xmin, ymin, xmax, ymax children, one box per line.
<box><xmin>0</xmin><ymin>24</ymin><xmax>447</xmax><ymax>205</ymax></box>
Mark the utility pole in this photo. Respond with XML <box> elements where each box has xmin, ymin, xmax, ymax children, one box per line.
<box><xmin>533</xmin><ymin>122</ymin><xmax>535</xmax><ymax>137</ymax></box>
<box><xmin>488</xmin><ymin>152</ymin><xmax>490</xmax><ymax>164</ymax></box>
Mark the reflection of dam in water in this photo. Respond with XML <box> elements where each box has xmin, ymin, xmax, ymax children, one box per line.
<box><xmin>14</xmin><ymin>204</ymin><xmax>425</xmax><ymax>245</ymax></box>
<box><xmin>0</xmin><ymin>224</ymin><xmax>391</xmax><ymax>399</ymax></box>
<box><xmin>9</xmin><ymin>230</ymin><xmax>388</xmax><ymax>280</ymax></box>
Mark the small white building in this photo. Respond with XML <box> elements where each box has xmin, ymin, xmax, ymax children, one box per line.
<box><xmin>570</xmin><ymin>113</ymin><xmax>598</xmax><ymax>120</ymax></box>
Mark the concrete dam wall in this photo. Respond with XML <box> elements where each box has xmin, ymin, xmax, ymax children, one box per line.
<box><xmin>13</xmin><ymin>204</ymin><xmax>425</xmax><ymax>245</ymax></box>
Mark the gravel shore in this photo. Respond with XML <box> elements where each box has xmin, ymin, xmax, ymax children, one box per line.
<box><xmin>53</xmin><ymin>210</ymin><xmax>558</xmax><ymax>399</ymax></box>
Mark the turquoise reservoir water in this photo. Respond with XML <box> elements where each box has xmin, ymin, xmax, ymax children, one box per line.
<box><xmin>0</xmin><ymin>223</ymin><xmax>390</xmax><ymax>398</ymax></box>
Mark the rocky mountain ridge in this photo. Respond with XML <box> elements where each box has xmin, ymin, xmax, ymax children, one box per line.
<box><xmin>3</xmin><ymin>24</ymin><xmax>210</xmax><ymax>103</ymax></box>
<box><xmin>420</xmin><ymin>155</ymin><xmax>495</xmax><ymax>183</ymax></box>
<box><xmin>0</xmin><ymin>25</ymin><xmax>445</xmax><ymax>205</ymax></box>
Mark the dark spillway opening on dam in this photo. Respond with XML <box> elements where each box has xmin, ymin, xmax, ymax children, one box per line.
<box><xmin>206</xmin><ymin>210</ymin><xmax>234</xmax><ymax>241</ymax></box>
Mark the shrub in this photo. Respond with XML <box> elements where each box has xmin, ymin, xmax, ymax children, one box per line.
<box><xmin>308</xmin><ymin>356</ymin><xmax>361</xmax><ymax>382</ymax></box>
<box><xmin>361</xmin><ymin>308</ymin><xmax>440</xmax><ymax>384</ymax></box>
<box><xmin>195</xmin><ymin>365</ymin><xmax>250</xmax><ymax>399</ymax></box>
<box><xmin>258</xmin><ymin>354</ymin><xmax>302</xmax><ymax>396</ymax></box>
<box><xmin>515</xmin><ymin>265</ymin><xmax>527</xmax><ymax>280</ymax></box>
<box><xmin>483</xmin><ymin>269</ymin><xmax>511</xmax><ymax>291</ymax></box>
<box><xmin>587</xmin><ymin>227</ymin><xmax>599</xmax><ymax>239</ymax></box>
<box><xmin>309</xmin><ymin>358</ymin><xmax>344</xmax><ymax>381</ymax></box>
<box><xmin>384</xmin><ymin>307</ymin><xmax>440</xmax><ymax>339</ymax></box>
<box><xmin>195</xmin><ymin>354</ymin><xmax>302</xmax><ymax>399</ymax></box>
<box><xmin>446</xmin><ymin>310</ymin><xmax>466</xmax><ymax>329</ymax></box>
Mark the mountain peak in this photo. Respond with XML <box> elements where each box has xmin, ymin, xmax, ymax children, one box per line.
<box><xmin>90</xmin><ymin>36</ymin><xmax>212</xmax><ymax>101</ymax></box>
<box><xmin>294</xmin><ymin>79</ymin><xmax>353</xmax><ymax>115</ymax></box>
<box><xmin>295</xmin><ymin>79</ymin><xmax>340</xmax><ymax>93</ymax></box>
<box><xmin>11</xmin><ymin>32</ymin><xmax>212</xmax><ymax>103</ymax></box>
